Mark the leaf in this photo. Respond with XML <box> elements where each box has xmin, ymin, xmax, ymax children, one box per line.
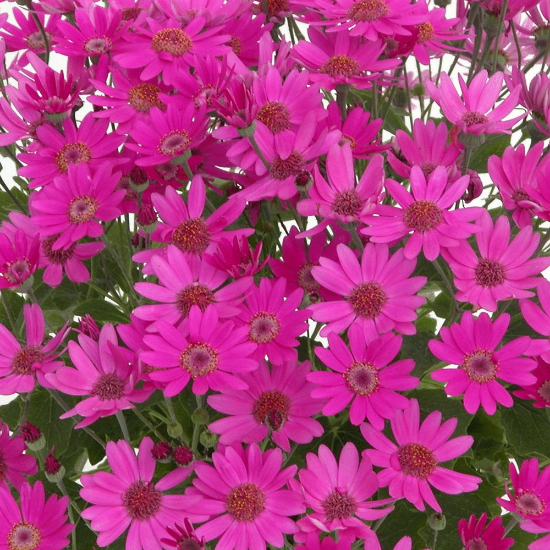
<box><xmin>376</xmin><ymin>500</ymin><xmax>427</xmax><ymax>549</ymax></box>
<box><xmin>0</xmin><ymin>395</ymin><xmax>22</xmax><ymax>428</ymax></box>
<box><xmin>74</xmin><ymin>299</ymin><xmax>129</xmax><ymax>324</ymax></box>
<box><xmin>468</xmin><ymin>135</ymin><xmax>511</xmax><ymax>174</ymax></box>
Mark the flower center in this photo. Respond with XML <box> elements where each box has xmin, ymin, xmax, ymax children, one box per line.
<box><xmin>249</xmin><ymin>312</ymin><xmax>281</xmax><ymax>343</ymax></box>
<box><xmin>474</xmin><ymin>258</ymin><xmax>506</xmax><ymax>288</ymax></box>
<box><xmin>68</xmin><ymin>195</ymin><xmax>99</xmax><ymax>224</ymax></box>
<box><xmin>511</xmin><ymin>188</ymin><xmax>531</xmax><ymax>204</ymax></box>
<box><xmin>226</xmin><ymin>483</ymin><xmax>266</xmax><ymax>522</ymax></box>
<box><xmin>42</xmin><ymin>235</ymin><xmax>76</xmax><ymax>265</ymax></box>
<box><xmin>26</xmin><ymin>31</ymin><xmax>52</xmax><ymax>50</ymax></box>
<box><xmin>252</xmin><ymin>390</ymin><xmax>290</xmax><ymax>431</ymax></box>
<box><xmin>416</xmin><ymin>21</ymin><xmax>434</xmax><ymax>43</ymax></box>
<box><xmin>12</xmin><ymin>346</ymin><xmax>43</xmax><ymax>376</ymax></box>
<box><xmin>176</xmin><ymin>284</ymin><xmax>215</xmax><ymax>318</ymax></box>
<box><xmin>298</xmin><ymin>262</ymin><xmax>320</xmax><ymax>292</ymax></box>
<box><xmin>269</xmin><ymin>151</ymin><xmax>305</xmax><ymax>180</ymax></box>
<box><xmin>55</xmin><ymin>141</ymin><xmax>92</xmax><ymax>172</ymax></box>
<box><xmin>348</xmin><ymin>282</ymin><xmax>387</xmax><ymax>319</ymax></box>
<box><xmin>339</xmin><ymin>134</ymin><xmax>357</xmax><ymax>149</ymax></box>
<box><xmin>333</xmin><ymin>189</ymin><xmax>364</xmax><ymax>218</ymax></box>
<box><xmin>84</xmin><ymin>36</ymin><xmax>112</xmax><ymax>55</ymax></box>
<box><xmin>5</xmin><ymin>260</ymin><xmax>31</xmax><ymax>285</ymax></box>
<box><xmin>322</xmin><ymin>490</ymin><xmax>357</xmax><ymax>521</ymax></box>
<box><xmin>180</xmin><ymin>343</ymin><xmax>218</xmax><ymax>378</ymax></box>
<box><xmin>8</xmin><ymin>522</ymin><xmax>41</xmax><ymax>550</ymax></box>
<box><xmin>257</xmin><ymin>101</ymin><xmax>291</xmax><ymax>134</ymax></box>
<box><xmin>128</xmin><ymin>83</ymin><xmax>165</xmax><ymax>113</ymax></box>
<box><xmin>171</xmin><ymin>218</ymin><xmax>211</xmax><ymax>254</ymax></box>
<box><xmin>122</xmin><ymin>480</ymin><xmax>162</xmax><ymax>520</ymax></box>
<box><xmin>421</xmin><ymin>163</ymin><xmax>437</xmax><ymax>177</ymax></box>
<box><xmin>538</xmin><ymin>380</ymin><xmax>550</xmax><ymax>402</ymax></box>
<box><xmin>229</xmin><ymin>35</ymin><xmax>242</xmax><ymax>54</ymax></box>
<box><xmin>397</xmin><ymin>443</ymin><xmax>437</xmax><ymax>478</ymax></box>
<box><xmin>320</xmin><ymin>55</ymin><xmax>361</xmax><ymax>78</ymax></box>
<box><xmin>467</xmin><ymin>539</ymin><xmax>488</xmax><ymax>550</ymax></box>
<box><xmin>344</xmin><ymin>362</ymin><xmax>379</xmax><ymax>396</ymax></box>
<box><xmin>347</xmin><ymin>0</ymin><xmax>389</xmax><ymax>21</ymax></box>
<box><xmin>462</xmin><ymin>112</ymin><xmax>489</xmax><ymax>127</ymax></box>
<box><xmin>463</xmin><ymin>349</ymin><xmax>498</xmax><ymax>383</ymax></box>
<box><xmin>152</xmin><ymin>28</ymin><xmax>193</xmax><ymax>56</ymax></box>
<box><xmin>403</xmin><ymin>200</ymin><xmax>443</xmax><ymax>232</ymax></box>
<box><xmin>515</xmin><ymin>490</ymin><xmax>546</xmax><ymax>516</ymax></box>
<box><xmin>122</xmin><ymin>7</ymin><xmax>142</xmax><ymax>20</ymax></box>
<box><xmin>91</xmin><ymin>372</ymin><xmax>126</xmax><ymax>400</ymax></box>
<box><xmin>267</xmin><ymin>0</ymin><xmax>290</xmax><ymax>17</ymax></box>
<box><xmin>158</xmin><ymin>130</ymin><xmax>191</xmax><ymax>156</ymax></box>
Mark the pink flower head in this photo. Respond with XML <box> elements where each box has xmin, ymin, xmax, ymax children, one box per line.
<box><xmin>0</xmin><ymin>304</ymin><xmax>68</xmax><ymax>395</ymax></box>
<box><xmin>163</xmin><ymin>519</ymin><xmax>206</xmax><ymax>550</ymax></box>
<box><xmin>81</xmin><ymin>437</ymin><xmax>203</xmax><ymax>548</ymax></box>
<box><xmin>187</xmin><ymin>443</ymin><xmax>305</xmax><ymax>548</ymax></box>
<box><xmin>46</xmin><ymin>324</ymin><xmax>152</xmax><ymax>428</ymax></box>
<box><xmin>310</xmin><ymin>325</ymin><xmax>418</xmax><ymax>427</ymax></box>
<box><xmin>458</xmin><ymin>513</ymin><xmax>514</xmax><ymax>550</ymax></box>
<box><xmin>0</xmin><ymin>481</ymin><xmax>72</xmax><ymax>550</ymax></box>
<box><xmin>140</xmin><ymin>305</ymin><xmax>257</xmax><ymax>396</ymax></box>
<box><xmin>514</xmin><ymin>356</ymin><xmax>550</xmax><ymax>408</ymax></box>
<box><xmin>362</xmin><ymin>398</ymin><xmax>481</xmax><ymax>512</ymax></box>
<box><xmin>362</xmin><ymin>165</ymin><xmax>482</xmax><ymax>261</ymax></box>
<box><xmin>208</xmin><ymin>359</ymin><xmax>324</xmax><ymax>452</ymax></box>
<box><xmin>426</xmin><ymin>70</ymin><xmax>523</xmax><ymax>136</ymax></box>
<box><xmin>442</xmin><ymin>212</ymin><xmax>550</xmax><ymax>312</ymax></box>
<box><xmin>310</xmin><ymin>243</ymin><xmax>427</xmax><ymax>339</ymax></box>
<box><xmin>0</xmin><ymin>228</ymin><xmax>40</xmax><ymax>290</ymax></box>
<box><xmin>429</xmin><ymin>311</ymin><xmax>537</xmax><ymax>415</ymax></box>
<box><xmin>0</xmin><ymin>422</ymin><xmax>38</xmax><ymax>490</ymax></box>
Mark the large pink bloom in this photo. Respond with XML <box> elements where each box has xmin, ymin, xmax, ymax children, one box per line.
<box><xmin>188</xmin><ymin>443</ymin><xmax>305</xmax><ymax>549</ymax></box>
<box><xmin>81</xmin><ymin>437</ymin><xmax>203</xmax><ymax>549</ymax></box>
<box><xmin>0</xmin><ymin>422</ymin><xmax>37</xmax><ymax>490</ymax></box>
<box><xmin>362</xmin><ymin>399</ymin><xmax>481</xmax><ymax>512</ymax></box>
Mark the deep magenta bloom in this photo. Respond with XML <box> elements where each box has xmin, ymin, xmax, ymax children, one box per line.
<box><xmin>362</xmin><ymin>399</ymin><xmax>481</xmax><ymax>512</ymax></box>
<box><xmin>514</xmin><ymin>356</ymin><xmax>550</xmax><ymax>407</ymax></box>
<box><xmin>458</xmin><ymin>513</ymin><xmax>514</xmax><ymax>550</ymax></box>
<box><xmin>81</xmin><ymin>437</ymin><xmax>203</xmax><ymax>548</ymax></box>
<box><xmin>520</xmin><ymin>282</ymin><xmax>550</xmax><ymax>365</ymax></box>
<box><xmin>0</xmin><ymin>422</ymin><xmax>37</xmax><ymax>490</ymax></box>
<box><xmin>310</xmin><ymin>325</ymin><xmax>417</xmax><ymax>427</ymax></box>
<box><xmin>0</xmin><ymin>228</ymin><xmax>40</xmax><ymax>290</ymax></box>
<box><xmin>208</xmin><ymin>359</ymin><xmax>324</xmax><ymax>452</ymax></box>
<box><xmin>429</xmin><ymin>311</ymin><xmax>537</xmax><ymax>415</ymax></box>
<box><xmin>310</xmin><ymin>243</ymin><xmax>426</xmax><ymax>339</ymax></box>
<box><xmin>0</xmin><ymin>481</ymin><xmax>72</xmax><ymax>550</ymax></box>
<box><xmin>188</xmin><ymin>443</ymin><xmax>305</xmax><ymax>549</ymax></box>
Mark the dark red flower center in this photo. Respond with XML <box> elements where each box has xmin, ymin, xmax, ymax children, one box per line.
<box><xmin>176</xmin><ymin>284</ymin><xmax>215</xmax><ymax>318</ymax></box>
<box><xmin>270</xmin><ymin>151</ymin><xmax>305</xmax><ymax>180</ymax></box>
<box><xmin>68</xmin><ymin>195</ymin><xmax>99</xmax><ymax>224</ymax></box>
<box><xmin>226</xmin><ymin>483</ymin><xmax>266</xmax><ymax>521</ymax></box>
<box><xmin>267</xmin><ymin>0</ymin><xmax>290</xmax><ymax>17</ymax></box>
<box><xmin>416</xmin><ymin>22</ymin><xmax>434</xmax><ymax>43</ymax></box>
<box><xmin>397</xmin><ymin>443</ymin><xmax>437</xmax><ymax>479</ymax></box>
<box><xmin>84</xmin><ymin>36</ymin><xmax>112</xmax><ymax>55</ymax></box>
<box><xmin>344</xmin><ymin>362</ymin><xmax>379</xmax><ymax>396</ymax></box>
<box><xmin>347</xmin><ymin>0</ymin><xmax>389</xmax><ymax>21</ymax></box>
<box><xmin>511</xmin><ymin>188</ymin><xmax>531</xmax><ymax>203</ymax></box>
<box><xmin>462</xmin><ymin>112</ymin><xmax>489</xmax><ymax>127</ymax></box>
<box><xmin>322</xmin><ymin>490</ymin><xmax>357</xmax><ymax>521</ymax></box>
<box><xmin>249</xmin><ymin>312</ymin><xmax>280</xmax><ymax>343</ymax></box>
<box><xmin>463</xmin><ymin>349</ymin><xmax>498</xmax><ymax>383</ymax></box>
<box><xmin>229</xmin><ymin>35</ymin><xmax>242</xmax><ymax>54</ymax></box>
<box><xmin>5</xmin><ymin>260</ymin><xmax>31</xmax><ymax>285</ymax></box>
<box><xmin>26</xmin><ymin>31</ymin><xmax>52</xmax><ymax>50</ymax></box>
<box><xmin>91</xmin><ymin>373</ymin><xmax>126</xmax><ymax>400</ymax></box>
<box><xmin>257</xmin><ymin>101</ymin><xmax>291</xmax><ymax>134</ymax></box>
<box><xmin>55</xmin><ymin>142</ymin><xmax>92</xmax><ymax>172</ymax></box>
<box><xmin>128</xmin><ymin>83</ymin><xmax>165</xmax><ymax>113</ymax></box>
<box><xmin>158</xmin><ymin>130</ymin><xmax>191</xmax><ymax>156</ymax></box>
<box><xmin>42</xmin><ymin>235</ymin><xmax>76</xmax><ymax>265</ymax></box>
<box><xmin>515</xmin><ymin>490</ymin><xmax>546</xmax><ymax>516</ymax></box>
<box><xmin>320</xmin><ymin>55</ymin><xmax>361</xmax><ymax>78</ymax></box>
<box><xmin>172</xmin><ymin>218</ymin><xmax>211</xmax><ymax>254</ymax></box>
<box><xmin>421</xmin><ymin>163</ymin><xmax>437</xmax><ymax>177</ymax></box>
<box><xmin>348</xmin><ymin>282</ymin><xmax>387</xmax><ymax>319</ymax></box>
<box><xmin>12</xmin><ymin>346</ymin><xmax>43</xmax><ymax>376</ymax></box>
<box><xmin>180</xmin><ymin>343</ymin><xmax>218</xmax><ymax>378</ymax></box>
<box><xmin>403</xmin><ymin>200</ymin><xmax>443</xmax><ymax>232</ymax></box>
<box><xmin>467</xmin><ymin>538</ymin><xmax>488</xmax><ymax>550</ymax></box>
<box><xmin>474</xmin><ymin>258</ymin><xmax>506</xmax><ymax>288</ymax></box>
<box><xmin>122</xmin><ymin>7</ymin><xmax>142</xmax><ymax>20</ymax></box>
<box><xmin>298</xmin><ymin>262</ymin><xmax>320</xmax><ymax>292</ymax></box>
<box><xmin>152</xmin><ymin>28</ymin><xmax>193</xmax><ymax>56</ymax></box>
<box><xmin>253</xmin><ymin>390</ymin><xmax>290</xmax><ymax>431</ymax></box>
<box><xmin>123</xmin><ymin>480</ymin><xmax>162</xmax><ymax>520</ymax></box>
<box><xmin>333</xmin><ymin>189</ymin><xmax>364</xmax><ymax>218</ymax></box>
<box><xmin>8</xmin><ymin>521</ymin><xmax>41</xmax><ymax>550</ymax></box>
<box><xmin>537</xmin><ymin>380</ymin><xmax>550</xmax><ymax>402</ymax></box>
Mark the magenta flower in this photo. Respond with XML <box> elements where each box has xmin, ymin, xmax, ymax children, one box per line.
<box><xmin>310</xmin><ymin>243</ymin><xmax>426</xmax><ymax>339</ymax></box>
<box><xmin>429</xmin><ymin>311</ymin><xmax>537</xmax><ymax>415</ymax></box>
<box><xmin>140</xmin><ymin>305</ymin><xmax>257</xmax><ymax>396</ymax></box>
<box><xmin>187</xmin><ymin>443</ymin><xmax>305</xmax><ymax>548</ymax></box>
<box><xmin>81</xmin><ymin>437</ymin><xmax>203</xmax><ymax>548</ymax></box>
<box><xmin>442</xmin><ymin>212</ymin><xmax>550</xmax><ymax>312</ymax></box>
<box><xmin>514</xmin><ymin>356</ymin><xmax>550</xmax><ymax>408</ymax></box>
<box><xmin>208</xmin><ymin>359</ymin><xmax>324</xmax><ymax>452</ymax></box>
<box><xmin>458</xmin><ymin>514</ymin><xmax>514</xmax><ymax>550</ymax></box>
<box><xmin>0</xmin><ymin>304</ymin><xmax>67</xmax><ymax>395</ymax></box>
<box><xmin>0</xmin><ymin>481</ymin><xmax>72</xmax><ymax>550</ymax></box>
<box><xmin>310</xmin><ymin>326</ymin><xmax>418</xmax><ymax>427</ymax></box>
<box><xmin>362</xmin><ymin>399</ymin><xmax>481</xmax><ymax>512</ymax></box>
<box><xmin>0</xmin><ymin>228</ymin><xmax>40</xmax><ymax>290</ymax></box>
<box><xmin>0</xmin><ymin>422</ymin><xmax>37</xmax><ymax>490</ymax></box>
<box><xmin>426</xmin><ymin>70</ymin><xmax>523</xmax><ymax>136</ymax></box>
<box><xmin>362</xmin><ymin>165</ymin><xmax>481</xmax><ymax>261</ymax></box>
<box><xmin>162</xmin><ymin>519</ymin><xmax>206</xmax><ymax>550</ymax></box>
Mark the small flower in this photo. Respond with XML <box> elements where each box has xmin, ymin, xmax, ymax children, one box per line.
<box><xmin>162</xmin><ymin>519</ymin><xmax>206</xmax><ymax>550</ymax></box>
<box><xmin>458</xmin><ymin>513</ymin><xmax>514</xmax><ymax>550</ymax></box>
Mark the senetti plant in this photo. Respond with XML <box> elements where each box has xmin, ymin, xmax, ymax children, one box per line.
<box><xmin>1</xmin><ymin>0</ymin><xmax>550</xmax><ymax>549</ymax></box>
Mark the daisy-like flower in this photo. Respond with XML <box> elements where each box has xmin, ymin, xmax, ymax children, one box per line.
<box><xmin>294</xmin><ymin>443</ymin><xmax>394</xmax><ymax>544</ymax></box>
<box><xmin>0</xmin><ymin>228</ymin><xmax>40</xmax><ymax>290</ymax></box>
<box><xmin>458</xmin><ymin>513</ymin><xmax>514</xmax><ymax>550</ymax></box>
<box><xmin>187</xmin><ymin>443</ymin><xmax>305</xmax><ymax>549</ymax></box>
<box><xmin>140</xmin><ymin>305</ymin><xmax>257</xmax><ymax>396</ymax></box>
<box><xmin>309</xmin><ymin>243</ymin><xmax>427</xmax><ymax>339</ymax></box>
<box><xmin>362</xmin><ymin>398</ymin><xmax>482</xmax><ymax>512</ymax></box>
<box><xmin>0</xmin><ymin>304</ymin><xmax>67</xmax><ymax>395</ymax></box>
<box><xmin>162</xmin><ymin>519</ymin><xmax>206</xmax><ymax>550</ymax></box>
<box><xmin>442</xmin><ymin>212</ymin><xmax>550</xmax><ymax>312</ymax></box>
<box><xmin>208</xmin><ymin>359</ymin><xmax>324</xmax><ymax>451</ymax></box>
<box><xmin>310</xmin><ymin>325</ymin><xmax>418</xmax><ymax>427</ymax></box>
<box><xmin>81</xmin><ymin>437</ymin><xmax>203</xmax><ymax>548</ymax></box>
<box><xmin>0</xmin><ymin>422</ymin><xmax>37</xmax><ymax>490</ymax></box>
<box><xmin>429</xmin><ymin>311</ymin><xmax>537</xmax><ymax>415</ymax></box>
<box><xmin>0</xmin><ymin>481</ymin><xmax>72</xmax><ymax>550</ymax></box>
<box><xmin>362</xmin><ymin>165</ymin><xmax>482</xmax><ymax>261</ymax></box>
<box><xmin>514</xmin><ymin>356</ymin><xmax>550</xmax><ymax>407</ymax></box>
<box><xmin>30</xmin><ymin>162</ymin><xmax>125</xmax><ymax>251</ymax></box>
<box><xmin>425</xmin><ymin>70</ymin><xmax>523</xmax><ymax>137</ymax></box>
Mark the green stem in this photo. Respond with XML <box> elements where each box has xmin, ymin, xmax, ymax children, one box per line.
<box><xmin>1</xmin><ymin>290</ymin><xmax>17</xmax><ymax>335</ymax></box>
<box><xmin>504</xmin><ymin>517</ymin><xmax>518</xmax><ymax>535</ymax></box>
<box><xmin>132</xmin><ymin>408</ymin><xmax>165</xmax><ymax>440</ymax></box>
<box><xmin>491</xmin><ymin>0</ymin><xmax>509</xmax><ymax>74</ymax></box>
<box><xmin>248</xmin><ymin>133</ymin><xmax>271</xmax><ymax>171</ymax></box>
<box><xmin>116</xmin><ymin>411</ymin><xmax>131</xmax><ymax>443</ymax></box>
<box><xmin>336</xmin><ymin>84</ymin><xmax>350</xmax><ymax>120</ymax></box>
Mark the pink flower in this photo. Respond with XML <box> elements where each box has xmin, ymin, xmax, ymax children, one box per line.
<box><xmin>458</xmin><ymin>514</ymin><xmax>514</xmax><ymax>550</ymax></box>
<box><xmin>310</xmin><ymin>243</ymin><xmax>426</xmax><ymax>339</ymax></box>
<box><xmin>208</xmin><ymin>359</ymin><xmax>324</xmax><ymax>452</ymax></box>
<box><xmin>0</xmin><ymin>228</ymin><xmax>40</xmax><ymax>290</ymax></box>
<box><xmin>442</xmin><ymin>212</ymin><xmax>550</xmax><ymax>312</ymax></box>
<box><xmin>310</xmin><ymin>326</ymin><xmax>418</xmax><ymax>427</ymax></box>
<box><xmin>162</xmin><ymin>519</ymin><xmax>206</xmax><ymax>550</ymax></box>
<box><xmin>0</xmin><ymin>481</ymin><xmax>72</xmax><ymax>550</ymax></box>
<box><xmin>429</xmin><ymin>311</ymin><xmax>537</xmax><ymax>415</ymax></box>
<box><xmin>514</xmin><ymin>356</ymin><xmax>550</xmax><ymax>408</ymax></box>
<box><xmin>81</xmin><ymin>437</ymin><xmax>203</xmax><ymax>548</ymax></box>
<box><xmin>188</xmin><ymin>443</ymin><xmax>305</xmax><ymax>548</ymax></box>
<box><xmin>362</xmin><ymin>399</ymin><xmax>481</xmax><ymax>512</ymax></box>
<box><xmin>0</xmin><ymin>422</ymin><xmax>37</xmax><ymax>490</ymax></box>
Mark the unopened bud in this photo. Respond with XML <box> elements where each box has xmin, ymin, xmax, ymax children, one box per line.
<box><xmin>21</xmin><ymin>421</ymin><xmax>45</xmax><ymax>451</ymax></box>
<box><xmin>428</xmin><ymin>512</ymin><xmax>446</xmax><ymax>531</ymax></box>
<box><xmin>295</xmin><ymin>170</ymin><xmax>312</xmax><ymax>192</ymax></box>
<box><xmin>191</xmin><ymin>408</ymin><xmax>209</xmax><ymax>426</ymax></box>
<box><xmin>45</xmin><ymin>447</ymin><xmax>65</xmax><ymax>482</ymax></box>
<box><xmin>79</xmin><ymin>314</ymin><xmax>100</xmax><ymax>340</ymax></box>
<box><xmin>464</xmin><ymin>170</ymin><xmax>483</xmax><ymax>203</ymax></box>
<box><xmin>167</xmin><ymin>421</ymin><xmax>183</xmax><ymax>438</ymax></box>
<box><xmin>199</xmin><ymin>430</ymin><xmax>217</xmax><ymax>449</ymax></box>
<box><xmin>137</xmin><ymin>202</ymin><xmax>158</xmax><ymax>233</ymax></box>
<box><xmin>151</xmin><ymin>441</ymin><xmax>173</xmax><ymax>463</ymax></box>
<box><xmin>129</xmin><ymin>166</ymin><xmax>149</xmax><ymax>192</ymax></box>
<box><xmin>173</xmin><ymin>445</ymin><xmax>194</xmax><ymax>467</ymax></box>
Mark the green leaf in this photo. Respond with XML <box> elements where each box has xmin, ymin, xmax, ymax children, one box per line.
<box><xmin>376</xmin><ymin>500</ymin><xmax>427</xmax><ymax>549</ymax></box>
<box><xmin>73</xmin><ymin>299</ymin><xmax>129</xmax><ymax>324</ymax></box>
<box><xmin>0</xmin><ymin>395</ymin><xmax>22</xmax><ymax>428</ymax></box>
<box><xmin>468</xmin><ymin>135</ymin><xmax>511</xmax><ymax>174</ymax></box>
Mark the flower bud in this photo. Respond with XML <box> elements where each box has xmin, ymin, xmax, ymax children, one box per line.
<box><xmin>167</xmin><ymin>421</ymin><xmax>184</xmax><ymax>439</ymax></box>
<box><xmin>199</xmin><ymin>430</ymin><xmax>218</xmax><ymax>449</ymax></box>
<box><xmin>191</xmin><ymin>408</ymin><xmax>209</xmax><ymax>426</ymax></box>
<box><xmin>428</xmin><ymin>512</ymin><xmax>446</xmax><ymax>531</ymax></box>
<box><xmin>79</xmin><ymin>314</ymin><xmax>100</xmax><ymax>340</ymax></box>
<box><xmin>173</xmin><ymin>445</ymin><xmax>194</xmax><ymax>467</ymax></box>
<box><xmin>21</xmin><ymin>421</ymin><xmax>45</xmax><ymax>451</ymax></box>
<box><xmin>151</xmin><ymin>441</ymin><xmax>173</xmax><ymax>463</ymax></box>
<box><xmin>45</xmin><ymin>447</ymin><xmax>65</xmax><ymax>482</ymax></box>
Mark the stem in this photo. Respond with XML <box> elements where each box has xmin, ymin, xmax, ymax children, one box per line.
<box><xmin>29</xmin><ymin>11</ymin><xmax>50</xmax><ymax>64</ymax></box>
<box><xmin>432</xmin><ymin>529</ymin><xmax>438</xmax><ymax>550</ymax></box>
<box><xmin>504</xmin><ymin>517</ymin><xmax>518</xmax><ymax>535</ymax></box>
<box><xmin>491</xmin><ymin>0</ymin><xmax>509</xmax><ymax>74</ymax></box>
<box><xmin>1</xmin><ymin>290</ymin><xmax>17</xmax><ymax>335</ymax></box>
<box><xmin>336</xmin><ymin>84</ymin><xmax>350</xmax><ymax>120</ymax></box>
<box><xmin>350</xmin><ymin>224</ymin><xmax>364</xmax><ymax>252</ymax></box>
<box><xmin>373</xmin><ymin>515</ymin><xmax>387</xmax><ymax>532</ymax></box>
<box><xmin>461</xmin><ymin>145</ymin><xmax>473</xmax><ymax>176</ymax></box>
<box><xmin>56</xmin><ymin>479</ymin><xmax>77</xmax><ymax>550</ymax></box>
<box><xmin>248</xmin><ymin>134</ymin><xmax>271</xmax><ymax>171</ymax></box>
<box><xmin>116</xmin><ymin>411</ymin><xmax>131</xmax><ymax>443</ymax></box>
<box><xmin>132</xmin><ymin>408</ymin><xmax>165</xmax><ymax>440</ymax></box>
